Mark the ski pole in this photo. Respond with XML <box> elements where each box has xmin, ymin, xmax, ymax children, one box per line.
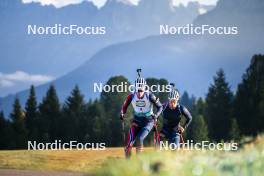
<box><xmin>180</xmin><ymin>133</ymin><xmax>184</xmax><ymax>144</ymax></box>
<box><xmin>121</xmin><ymin>120</ymin><xmax>125</xmax><ymax>150</ymax></box>
<box><xmin>153</xmin><ymin>121</ymin><xmax>160</xmax><ymax>148</ymax></box>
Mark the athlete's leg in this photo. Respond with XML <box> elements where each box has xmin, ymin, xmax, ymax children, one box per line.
<box><xmin>125</xmin><ymin>122</ymin><xmax>139</xmax><ymax>158</ymax></box>
<box><xmin>136</xmin><ymin>120</ymin><xmax>154</xmax><ymax>153</ymax></box>
<box><xmin>159</xmin><ymin>127</ymin><xmax>169</xmax><ymax>139</ymax></box>
<box><xmin>169</xmin><ymin>132</ymin><xmax>180</xmax><ymax>148</ymax></box>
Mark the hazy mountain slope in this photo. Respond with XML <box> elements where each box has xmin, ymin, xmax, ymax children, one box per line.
<box><xmin>0</xmin><ymin>0</ymin><xmax>208</xmax><ymax>98</ymax></box>
<box><xmin>0</xmin><ymin>0</ymin><xmax>203</xmax><ymax>77</ymax></box>
<box><xmin>1</xmin><ymin>0</ymin><xmax>264</xmax><ymax>117</ymax></box>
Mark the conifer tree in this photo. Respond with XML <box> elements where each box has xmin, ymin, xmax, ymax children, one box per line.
<box><xmin>39</xmin><ymin>85</ymin><xmax>61</xmax><ymax>142</ymax></box>
<box><xmin>25</xmin><ymin>85</ymin><xmax>39</xmax><ymax>141</ymax></box>
<box><xmin>10</xmin><ymin>98</ymin><xmax>27</xmax><ymax>148</ymax></box>
<box><xmin>205</xmin><ymin>69</ymin><xmax>233</xmax><ymax>141</ymax></box>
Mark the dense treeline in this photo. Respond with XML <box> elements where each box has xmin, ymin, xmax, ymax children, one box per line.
<box><xmin>0</xmin><ymin>55</ymin><xmax>264</xmax><ymax>149</ymax></box>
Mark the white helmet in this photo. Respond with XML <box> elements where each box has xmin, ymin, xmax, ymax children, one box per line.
<box><xmin>135</xmin><ymin>69</ymin><xmax>146</xmax><ymax>92</ymax></box>
<box><xmin>135</xmin><ymin>77</ymin><xmax>146</xmax><ymax>92</ymax></box>
<box><xmin>168</xmin><ymin>83</ymin><xmax>180</xmax><ymax>101</ymax></box>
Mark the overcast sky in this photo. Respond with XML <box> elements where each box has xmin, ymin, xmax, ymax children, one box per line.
<box><xmin>22</xmin><ymin>0</ymin><xmax>219</xmax><ymax>8</ymax></box>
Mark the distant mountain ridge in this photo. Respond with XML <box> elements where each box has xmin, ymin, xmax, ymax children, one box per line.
<box><xmin>1</xmin><ymin>0</ymin><xmax>264</xmax><ymax>117</ymax></box>
<box><xmin>0</xmin><ymin>0</ymin><xmax>209</xmax><ymax>76</ymax></box>
<box><xmin>0</xmin><ymin>0</ymin><xmax>213</xmax><ymax>97</ymax></box>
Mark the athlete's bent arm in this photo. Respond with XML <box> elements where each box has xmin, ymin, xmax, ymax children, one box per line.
<box><xmin>181</xmin><ymin>106</ymin><xmax>192</xmax><ymax>129</ymax></box>
<box><xmin>120</xmin><ymin>94</ymin><xmax>133</xmax><ymax>119</ymax></box>
<box><xmin>149</xmin><ymin>92</ymin><xmax>163</xmax><ymax>118</ymax></box>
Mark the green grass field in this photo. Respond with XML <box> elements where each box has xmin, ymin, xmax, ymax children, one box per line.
<box><xmin>0</xmin><ymin>137</ymin><xmax>264</xmax><ymax>176</ymax></box>
<box><xmin>96</xmin><ymin>137</ymin><xmax>264</xmax><ymax>176</ymax></box>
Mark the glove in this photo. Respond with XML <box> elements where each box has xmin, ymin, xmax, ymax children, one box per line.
<box><xmin>177</xmin><ymin>126</ymin><xmax>185</xmax><ymax>134</ymax></box>
<box><xmin>120</xmin><ymin>113</ymin><xmax>125</xmax><ymax>120</ymax></box>
<box><xmin>152</xmin><ymin>114</ymin><xmax>158</xmax><ymax>121</ymax></box>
